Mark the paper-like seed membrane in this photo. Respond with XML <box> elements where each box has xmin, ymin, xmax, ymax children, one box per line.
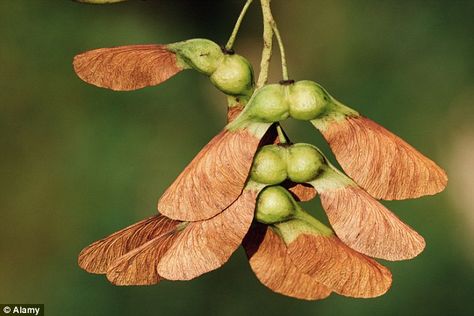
<box><xmin>315</xmin><ymin>115</ymin><xmax>447</xmax><ymax>200</ymax></box>
<box><xmin>158</xmin><ymin>125</ymin><xmax>272</xmax><ymax>222</ymax></box>
<box><xmin>287</xmin><ymin>182</ymin><xmax>317</xmax><ymax>202</ymax></box>
<box><xmin>319</xmin><ymin>184</ymin><xmax>426</xmax><ymax>261</ymax></box>
<box><xmin>244</xmin><ymin>224</ymin><xmax>331</xmax><ymax>300</ymax></box>
<box><xmin>106</xmin><ymin>231</ymin><xmax>176</xmax><ymax>286</ymax></box>
<box><xmin>78</xmin><ymin>215</ymin><xmax>179</xmax><ymax>274</ymax></box>
<box><xmin>227</xmin><ymin>104</ymin><xmax>245</xmax><ymax>123</ymax></box>
<box><xmin>287</xmin><ymin>234</ymin><xmax>392</xmax><ymax>298</ymax></box>
<box><xmin>73</xmin><ymin>45</ymin><xmax>183</xmax><ymax>91</ymax></box>
<box><xmin>157</xmin><ymin>189</ymin><xmax>257</xmax><ymax>280</ymax></box>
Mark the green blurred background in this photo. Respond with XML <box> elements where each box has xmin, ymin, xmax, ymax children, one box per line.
<box><xmin>1</xmin><ymin>1</ymin><xmax>473</xmax><ymax>315</ymax></box>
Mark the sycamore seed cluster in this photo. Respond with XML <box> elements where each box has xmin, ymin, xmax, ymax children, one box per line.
<box><xmin>74</xmin><ymin>0</ymin><xmax>447</xmax><ymax>300</ymax></box>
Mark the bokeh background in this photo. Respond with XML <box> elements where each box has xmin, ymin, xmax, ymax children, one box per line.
<box><xmin>1</xmin><ymin>1</ymin><xmax>473</xmax><ymax>315</ymax></box>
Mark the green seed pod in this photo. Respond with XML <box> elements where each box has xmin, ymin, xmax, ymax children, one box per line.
<box><xmin>250</xmin><ymin>145</ymin><xmax>287</xmax><ymax>185</ymax></box>
<box><xmin>210</xmin><ymin>54</ymin><xmax>254</xmax><ymax>96</ymax></box>
<box><xmin>288</xmin><ymin>80</ymin><xmax>332</xmax><ymax>120</ymax></box>
<box><xmin>287</xmin><ymin>144</ymin><xmax>326</xmax><ymax>183</ymax></box>
<box><xmin>168</xmin><ymin>39</ymin><xmax>224</xmax><ymax>75</ymax></box>
<box><xmin>255</xmin><ymin>186</ymin><xmax>296</xmax><ymax>224</ymax></box>
<box><xmin>248</xmin><ymin>84</ymin><xmax>289</xmax><ymax>122</ymax></box>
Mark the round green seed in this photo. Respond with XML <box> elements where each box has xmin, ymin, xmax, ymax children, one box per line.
<box><xmin>255</xmin><ymin>186</ymin><xmax>296</xmax><ymax>224</ymax></box>
<box><xmin>287</xmin><ymin>144</ymin><xmax>325</xmax><ymax>183</ymax></box>
<box><xmin>248</xmin><ymin>84</ymin><xmax>289</xmax><ymax>122</ymax></box>
<box><xmin>250</xmin><ymin>145</ymin><xmax>287</xmax><ymax>185</ymax></box>
<box><xmin>288</xmin><ymin>81</ymin><xmax>331</xmax><ymax>120</ymax></box>
<box><xmin>210</xmin><ymin>54</ymin><xmax>253</xmax><ymax>96</ymax></box>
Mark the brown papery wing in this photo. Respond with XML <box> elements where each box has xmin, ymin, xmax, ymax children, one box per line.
<box><xmin>318</xmin><ymin>116</ymin><xmax>447</xmax><ymax>200</ymax></box>
<box><xmin>73</xmin><ymin>45</ymin><xmax>183</xmax><ymax>91</ymax></box>
<box><xmin>78</xmin><ymin>215</ymin><xmax>179</xmax><ymax>274</ymax></box>
<box><xmin>158</xmin><ymin>126</ymin><xmax>270</xmax><ymax>221</ymax></box>
<box><xmin>156</xmin><ymin>189</ymin><xmax>257</xmax><ymax>280</ymax></box>
<box><xmin>243</xmin><ymin>224</ymin><xmax>331</xmax><ymax>300</ymax></box>
<box><xmin>287</xmin><ymin>234</ymin><xmax>392</xmax><ymax>298</ymax></box>
<box><xmin>106</xmin><ymin>231</ymin><xmax>176</xmax><ymax>286</ymax></box>
<box><xmin>319</xmin><ymin>183</ymin><xmax>425</xmax><ymax>260</ymax></box>
<box><xmin>108</xmin><ymin>189</ymin><xmax>255</xmax><ymax>284</ymax></box>
<box><xmin>286</xmin><ymin>182</ymin><xmax>317</xmax><ymax>202</ymax></box>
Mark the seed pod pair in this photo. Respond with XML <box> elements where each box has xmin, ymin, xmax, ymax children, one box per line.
<box><xmin>229</xmin><ymin>81</ymin><xmax>447</xmax><ymax>200</ymax></box>
<box><xmin>231</xmin><ymin>80</ymin><xmax>335</xmax><ymax>122</ymax></box>
<box><xmin>73</xmin><ymin>39</ymin><xmax>254</xmax><ymax>98</ymax></box>
<box><xmin>251</xmin><ymin>143</ymin><xmax>325</xmax><ymax>184</ymax></box>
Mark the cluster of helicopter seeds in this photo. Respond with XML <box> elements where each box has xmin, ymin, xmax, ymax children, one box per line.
<box><xmin>74</xmin><ymin>0</ymin><xmax>446</xmax><ymax>301</ymax></box>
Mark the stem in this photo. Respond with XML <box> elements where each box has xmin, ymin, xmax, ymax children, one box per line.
<box><xmin>257</xmin><ymin>0</ymin><xmax>290</xmax><ymax>86</ymax></box>
<box><xmin>258</xmin><ymin>0</ymin><xmax>291</xmax><ymax>146</ymax></box>
<box><xmin>226</xmin><ymin>0</ymin><xmax>254</xmax><ymax>50</ymax></box>
<box><xmin>271</xmin><ymin>21</ymin><xmax>289</xmax><ymax>80</ymax></box>
<box><xmin>276</xmin><ymin>124</ymin><xmax>288</xmax><ymax>144</ymax></box>
<box><xmin>256</xmin><ymin>0</ymin><xmax>274</xmax><ymax>88</ymax></box>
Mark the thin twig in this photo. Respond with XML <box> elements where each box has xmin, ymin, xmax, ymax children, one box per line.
<box><xmin>256</xmin><ymin>0</ymin><xmax>274</xmax><ymax>88</ymax></box>
<box><xmin>226</xmin><ymin>0</ymin><xmax>254</xmax><ymax>50</ymax></box>
<box><xmin>271</xmin><ymin>20</ymin><xmax>289</xmax><ymax>80</ymax></box>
